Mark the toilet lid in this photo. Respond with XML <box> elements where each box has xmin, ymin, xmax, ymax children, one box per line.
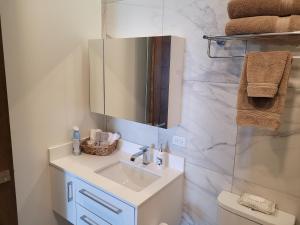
<box><xmin>218</xmin><ymin>191</ymin><xmax>295</xmax><ymax>225</ymax></box>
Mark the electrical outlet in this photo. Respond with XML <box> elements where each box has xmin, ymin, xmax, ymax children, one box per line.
<box><xmin>172</xmin><ymin>136</ymin><xmax>186</xmax><ymax>147</ymax></box>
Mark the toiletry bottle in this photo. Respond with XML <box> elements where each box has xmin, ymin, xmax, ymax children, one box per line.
<box><xmin>156</xmin><ymin>144</ymin><xmax>167</xmax><ymax>168</ymax></box>
<box><xmin>72</xmin><ymin>126</ymin><xmax>81</xmax><ymax>155</ymax></box>
<box><xmin>149</xmin><ymin>144</ymin><xmax>155</xmax><ymax>162</ymax></box>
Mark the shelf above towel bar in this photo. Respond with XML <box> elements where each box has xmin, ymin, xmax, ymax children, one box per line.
<box><xmin>203</xmin><ymin>31</ymin><xmax>300</xmax><ymax>59</ymax></box>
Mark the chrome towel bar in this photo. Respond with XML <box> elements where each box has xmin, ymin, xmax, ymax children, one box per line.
<box><xmin>203</xmin><ymin>31</ymin><xmax>300</xmax><ymax>59</ymax></box>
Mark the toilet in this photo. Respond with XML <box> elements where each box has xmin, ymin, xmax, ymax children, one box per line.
<box><xmin>218</xmin><ymin>191</ymin><xmax>296</xmax><ymax>225</ymax></box>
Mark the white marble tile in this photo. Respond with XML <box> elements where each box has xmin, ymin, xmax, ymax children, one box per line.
<box><xmin>185</xmin><ymin>163</ymin><xmax>233</xmax><ymax>196</ymax></box>
<box><xmin>101</xmin><ymin>1</ymin><xmax>300</xmax><ymax>224</ymax></box>
<box><xmin>235</xmin><ymin>87</ymin><xmax>300</xmax><ymax>198</ymax></box>
<box><xmin>159</xmin><ymin>81</ymin><xmax>238</xmax><ymax>175</ymax></box>
<box><xmin>182</xmin><ymin>185</ymin><xmax>218</xmax><ymax>225</ymax></box>
<box><xmin>163</xmin><ymin>0</ymin><xmax>243</xmax><ymax>83</ymax></box>
<box><xmin>232</xmin><ymin>178</ymin><xmax>300</xmax><ymax>225</ymax></box>
<box><xmin>111</xmin><ymin>0</ymin><xmax>162</xmax><ymax>7</ymax></box>
<box><xmin>103</xmin><ymin>0</ymin><xmax>163</xmax><ymax>38</ymax></box>
<box><xmin>107</xmin><ymin>117</ymin><xmax>159</xmax><ymax>147</ymax></box>
<box><xmin>181</xmin><ymin>165</ymin><xmax>232</xmax><ymax>225</ymax></box>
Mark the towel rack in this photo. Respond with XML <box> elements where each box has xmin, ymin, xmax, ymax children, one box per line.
<box><xmin>203</xmin><ymin>31</ymin><xmax>300</xmax><ymax>59</ymax></box>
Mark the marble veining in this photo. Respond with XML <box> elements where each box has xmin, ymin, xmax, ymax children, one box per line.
<box><xmin>235</xmin><ymin>87</ymin><xmax>300</xmax><ymax>198</ymax></box>
<box><xmin>163</xmin><ymin>0</ymin><xmax>243</xmax><ymax>83</ymax></box>
<box><xmin>160</xmin><ymin>82</ymin><xmax>238</xmax><ymax>176</ymax></box>
<box><xmin>103</xmin><ymin>0</ymin><xmax>300</xmax><ymax>224</ymax></box>
<box><xmin>104</xmin><ymin>0</ymin><xmax>163</xmax><ymax>38</ymax></box>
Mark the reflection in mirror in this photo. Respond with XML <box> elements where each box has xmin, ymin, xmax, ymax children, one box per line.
<box><xmin>89</xmin><ymin>36</ymin><xmax>185</xmax><ymax>129</ymax></box>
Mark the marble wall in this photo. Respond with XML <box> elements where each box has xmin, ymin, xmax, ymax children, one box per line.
<box><xmin>102</xmin><ymin>0</ymin><xmax>300</xmax><ymax>224</ymax></box>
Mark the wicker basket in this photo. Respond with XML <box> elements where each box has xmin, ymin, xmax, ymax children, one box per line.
<box><xmin>80</xmin><ymin>139</ymin><xmax>118</xmax><ymax>156</ymax></box>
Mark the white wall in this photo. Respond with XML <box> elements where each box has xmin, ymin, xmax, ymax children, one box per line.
<box><xmin>0</xmin><ymin>1</ymin><xmax>104</xmax><ymax>224</ymax></box>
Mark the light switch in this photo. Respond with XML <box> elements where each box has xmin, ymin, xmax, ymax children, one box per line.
<box><xmin>172</xmin><ymin>136</ymin><xmax>186</xmax><ymax>148</ymax></box>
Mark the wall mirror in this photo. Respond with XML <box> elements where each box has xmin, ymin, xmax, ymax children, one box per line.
<box><xmin>89</xmin><ymin>36</ymin><xmax>185</xmax><ymax>129</ymax></box>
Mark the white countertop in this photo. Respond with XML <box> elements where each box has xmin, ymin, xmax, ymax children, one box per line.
<box><xmin>49</xmin><ymin>140</ymin><xmax>184</xmax><ymax>207</ymax></box>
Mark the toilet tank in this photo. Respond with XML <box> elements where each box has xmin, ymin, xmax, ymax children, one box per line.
<box><xmin>217</xmin><ymin>191</ymin><xmax>296</xmax><ymax>225</ymax></box>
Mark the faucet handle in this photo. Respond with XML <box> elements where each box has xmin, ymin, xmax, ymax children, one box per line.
<box><xmin>139</xmin><ymin>146</ymin><xmax>149</xmax><ymax>152</ymax></box>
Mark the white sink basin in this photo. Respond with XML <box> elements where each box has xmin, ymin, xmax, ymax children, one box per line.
<box><xmin>95</xmin><ymin>161</ymin><xmax>160</xmax><ymax>192</ymax></box>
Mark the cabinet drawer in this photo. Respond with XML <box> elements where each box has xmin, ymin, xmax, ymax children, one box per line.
<box><xmin>77</xmin><ymin>204</ymin><xmax>110</xmax><ymax>225</ymax></box>
<box><xmin>76</xmin><ymin>179</ymin><xmax>135</xmax><ymax>225</ymax></box>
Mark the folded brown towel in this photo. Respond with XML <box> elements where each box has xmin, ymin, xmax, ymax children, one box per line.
<box><xmin>247</xmin><ymin>52</ymin><xmax>291</xmax><ymax>98</ymax></box>
<box><xmin>228</xmin><ymin>0</ymin><xmax>300</xmax><ymax>19</ymax></box>
<box><xmin>226</xmin><ymin>15</ymin><xmax>300</xmax><ymax>36</ymax></box>
<box><xmin>237</xmin><ymin>52</ymin><xmax>293</xmax><ymax>130</ymax></box>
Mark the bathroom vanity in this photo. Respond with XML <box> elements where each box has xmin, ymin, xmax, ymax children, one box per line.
<box><xmin>49</xmin><ymin>140</ymin><xmax>184</xmax><ymax>225</ymax></box>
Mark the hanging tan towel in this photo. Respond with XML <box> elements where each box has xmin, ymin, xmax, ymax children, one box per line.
<box><xmin>228</xmin><ymin>0</ymin><xmax>300</xmax><ymax>19</ymax></box>
<box><xmin>225</xmin><ymin>15</ymin><xmax>300</xmax><ymax>36</ymax></box>
<box><xmin>246</xmin><ymin>52</ymin><xmax>291</xmax><ymax>98</ymax></box>
<box><xmin>237</xmin><ymin>52</ymin><xmax>293</xmax><ymax>130</ymax></box>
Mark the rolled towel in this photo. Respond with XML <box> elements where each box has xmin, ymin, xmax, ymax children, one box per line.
<box><xmin>225</xmin><ymin>15</ymin><xmax>300</xmax><ymax>36</ymax></box>
<box><xmin>90</xmin><ymin>129</ymin><xmax>102</xmax><ymax>144</ymax></box>
<box><xmin>238</xmin><ymin>193</ymin><xmax>276</xmax><ymax>215</ymax></box>
<box><xmin>108</xmin><ymin>132</ymin><xmax>121</xmax><ymax>145</ymax></box>
<box><xmin>237</xmin><ymin>51</ymin><xmax>292</xmax><ymax>130</ymax></box>
<box><xmin>228</xmin><ymin>0</ymin><xmax>300</xmax><ymax>19</ymax></box>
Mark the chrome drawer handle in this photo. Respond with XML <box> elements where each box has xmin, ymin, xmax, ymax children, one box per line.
<box><xmin>80</xmin><ymin>215</ymin><xmax>100</xmax><ymax>225</ymax></box>
<box><xmin>79</xmin><ymin>189</ymin><xmax>122</xmax><ymax>214</ymax></box>
<box><xmin>67</xmin><ymin>181</ymin><xmax>73</xmax><ymax>202</ymax></box>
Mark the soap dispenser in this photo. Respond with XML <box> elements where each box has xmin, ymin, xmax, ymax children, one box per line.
<box><xmin>156</xmin><ymin>144</ymin><xmax>167</xmax><ymax>168</ymax></box>
<box><xmin>72</xmin><ymin>126</ymin><xmax>81</xmax><ymax>155</ymax></box>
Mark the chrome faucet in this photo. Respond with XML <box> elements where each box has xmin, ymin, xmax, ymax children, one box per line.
<box><xmin>130</xmin><ymin>146</ymin><xmax>151</xmax><ymax>165</ymax></box>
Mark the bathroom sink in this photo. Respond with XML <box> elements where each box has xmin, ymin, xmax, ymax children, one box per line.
<box><xmin>95</xmin><ymin>161</ymin><xmax>160</xmax><ymax>192</ymax></box>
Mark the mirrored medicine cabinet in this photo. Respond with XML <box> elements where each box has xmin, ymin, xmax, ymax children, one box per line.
<box><xmin>89</xmin><ymin>36</ymin><xmax>185</xmax><ymax>129</ymax></box>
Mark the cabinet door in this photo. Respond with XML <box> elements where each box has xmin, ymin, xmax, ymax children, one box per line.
<box><xmin>50</xmin><ymin>166</ymin><xmax>76</xmax><ymax>224</ymax></box>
